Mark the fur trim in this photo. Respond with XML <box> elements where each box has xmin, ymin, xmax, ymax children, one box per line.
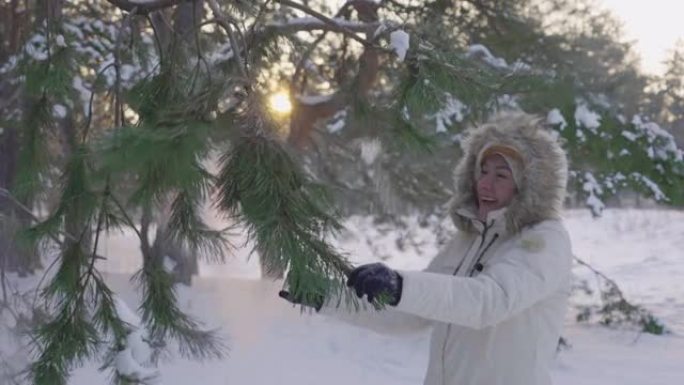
<box><xmin>449</xmin><ymin>111</ymin><xmax>568</xmax><ymax>234</ymax></box>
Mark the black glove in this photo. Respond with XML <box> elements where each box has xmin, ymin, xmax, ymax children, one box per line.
<box><xmin>346</xmin><ymin>263</ymin><xmax>403</xmax><ymax>306</ymax></box>
<box><xmin>278</xmin><ymin>290</ymin><xmax>324</xmax><ymax>312</ymax></box>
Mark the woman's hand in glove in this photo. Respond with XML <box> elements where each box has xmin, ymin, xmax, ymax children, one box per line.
<box><xmin>347</xmin><ymin>263</ymin><xmax>403</xmax><ymax>306</ymax></box>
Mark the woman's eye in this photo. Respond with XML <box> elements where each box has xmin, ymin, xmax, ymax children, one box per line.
<box><xmin>496</xmin><ymin>173</ymin><xmax>509</xmax><ymax>179</ymax></box>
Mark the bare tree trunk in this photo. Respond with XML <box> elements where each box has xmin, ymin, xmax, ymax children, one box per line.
<box><xmin>173</xmin><ymin>0</ymin><xmax>203</xmax><ymax>47</ymax></box>
<box><xmin>0</xmin><ymin>0</ymin><xmax>47</xmax><ymax>276</ymax></box>
<box><xmin>0</xmin><ymin>1</ymin><xmax>20</xmax><ymax>273</ymax></box>
<box><xmin>0</xmin><ymin>126</ymin><xmax>38</xmax><ymax>276</ymax></box>
<box><xmin>36</xmin><ymin>0</ymin><xmax>63</xmax><ymax>22</ymax></box>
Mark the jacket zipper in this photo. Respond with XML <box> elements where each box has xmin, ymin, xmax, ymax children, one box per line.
<box><xmin>441</xmin><ymin>223</ymin><xmax>498</xmax><ymax>384</ymax></box>
<box><xmin>468</xmin><ymin>233</ymin><xmax>499</xmax><ymax>277</ymax></box>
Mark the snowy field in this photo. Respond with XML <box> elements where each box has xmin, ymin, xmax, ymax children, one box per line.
<box><xmin>3</xmin><ymin>208</ymin><xmax>684</xmax><ymax>384</ymax></box>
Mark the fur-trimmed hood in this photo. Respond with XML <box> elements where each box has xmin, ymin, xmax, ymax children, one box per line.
<box><xmin>450</xmin><ymin>111</ymin><xmax>568</xmax><ymax>234</ymax></box>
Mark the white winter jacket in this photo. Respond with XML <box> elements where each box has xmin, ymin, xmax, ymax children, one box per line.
<box><xmin>323</xmin><ymin>112</ymin><xmax>573</xmax><ymax>385</ymax></box>
<box><xmin>400</xmin><ymin>209</ymin><xmax>572</xmax><ymax>385</ymax></box>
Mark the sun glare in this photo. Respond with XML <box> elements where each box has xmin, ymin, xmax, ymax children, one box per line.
<box><xmin>268</xmin><ymin>92</ymin><xmax>293</xmax><ymax>114</ymax></box>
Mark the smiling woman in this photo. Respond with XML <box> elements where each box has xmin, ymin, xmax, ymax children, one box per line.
<box><xmin>282</xmin><ymin>111</ymin><xmax>575</xmax><ymax>385</ymax></box>
<box><xmin>476</xmin><ymin>154</ymin><xmax>518</xmax><ymax>221</ymax></box>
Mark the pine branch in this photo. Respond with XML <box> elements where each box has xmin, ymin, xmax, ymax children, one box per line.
<box><xmin>13</xmin><ymin>96</ymin><xmax>51</xmax><ymax>201</ymax></box>
<box><xmin>0</xmin><ymin>188</ymin><xmax>106</xmax><ymax>261</ymax></box>
<box><xmin>260</xmin><ymin>16</ymin><xmax>380</xmax><ymax>35</ymax></box>
<box><xmin>93</xmin><ymin>32</ymin><xmax>229</xmax><ymax>362</ymax></box>
<box><xmin>91</xmin><ymin>276</ymin><xmax>127</xmax><ymax>341</ymax></box>
<box><xmin>133</xmin><ymin>262</ymin><xmax>226</xmax><ymax>361</ymax></box>
<box><xmin>27</xmin><ymin>145</ymin><xmax>111</xmax><ymax>384</ymax></box>
<box><xmin>105</xmin><ymin>0</ymin><xmax>188</xmax><ymax>15</ymax></box>
<box><xmin>291</xmin><ymin>0</ymin><xmax>381</xmax><ymax>92</ymax></box>
<box><xmin>30</xmin><ymin>304</ymin><xmax>99</xmax><ymax>385</ymax></box>
<box><xmin>217</xmin><ymin>101</ymin><xmax>355</xmax><ymax>304</ymax></box>
<box><xmin>206</xmin><ymin>0</ymin><xmax>249</xmax><ymax>82</ymax></box>
<box><xmin>109</xmin><ymin>194</ymin><xmax>147</xmax><ymax>248</ymax></box>
<box><xmin>274</xmin><ymin>0</ymin><xmax>375</xmax><ymax>47</ymax></box>
<box><xmin>286</xmin><ymin>3</ymin><xmax>385</xmax><ymax>147</ymax></box>
<box><xmin>81</xmin><ymin>63</ymin><xmax>116</xmax><ymax>142</ymax></box>
<box><xmin>166</xmin><ymin>190</ymin><xmax>232</xmax><ymax>262</ymax></box>
<box><xmin>573</xmin><ymin>256</ymin><xmax>625</xmax><ymax>298</ymax></box>
<box><xmin>574</xmin><ymin>256</ymin><xmax>668</xmax><ymax>334</ymax></box>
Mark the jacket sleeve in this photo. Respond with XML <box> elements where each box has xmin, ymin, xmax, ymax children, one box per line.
<box><xmin>317</xmin><ymin>297</ymin><xmax>431</xmax><ymax>335</ymax></box>
<box><xmin>318</xmin><ymin>235</ymin><xmax>467</xmax><ymax>335</ymax></box>
<box><xmin>394</xmin><ymin>222</ymin><xmax>573</xmax><ymax>330</ymax></box>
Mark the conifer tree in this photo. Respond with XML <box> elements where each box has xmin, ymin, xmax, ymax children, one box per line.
<box><xmin>0</xmin><ymin>0</ymin><xmax>682</xmax><ymax>383</ymax></box>
<box><xmin>651</xmin><ymin>40</ymin><xmax>684</xmax><ymax>146</ymax></box>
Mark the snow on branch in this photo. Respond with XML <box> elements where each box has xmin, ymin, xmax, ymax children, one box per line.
<box><xmin>433</xmin><ymin>93</ymin><xmax>465</xmax><ymax>133</ymax></box>
<box><xmin>582</xmin><ymin>172</ymin><xmax>605</xmax><ymax>216</ymax></box>
<box><xmin>105</xmin><ymin>0</ymin><xmax>187</xmax><ymax>14</ymax></box>
<box><xmin>265</xmin><ymin>17</ymin><xmax>380</xmax><ymax>34</ymax></box>
<box><xmin>631</xmin><ymin>173</ymin><xmax>667</xmax><ymax>202</ymax></box>
<box><xmin>274</xmin><ymin>0</ymin><xmax>375</xmax><ymax>46</ymax></box>
<box><xmin>359</xmin><ymin>138</ymin><xmax>382</xmax><ymax>165</ymax></box>
<box><xmin>466</xmin><ymin>44</ymin><xmax>508</xmax><ymax>69</ymax></box>
<box><xmin>574</xmin><ymin>102</ymin><xmax>601</xmax><ymax>132</ymax></box>
<box><xmin>296</xmin><ymin>93</ymin><xmax>334</xmax><ymax>105</ymax></box>
<box><xmin>465</xmin><ymin>44</ymin><xmax>532</xmax><ymax>72</ymax></box>
<box><xmin>389</xmin><ymin>30</ymin><xmax>410</xmax><ymax>61</ymax></box>
<box><xmin>326</xmin><ymin>110</ymin><xmax>347</xmax><ymax>133</ymax></box>
<box><xmin>547</xmin><ymin>108</ymin><xmax>567</xmax><ymax>130</ymax></box>
<box><xmin>208</xmin><ymin>42</ymin><xmax>234</xmax><ymax>64</ymax></box>
<box><xmin>207</xmin><ymin>0</ymin><xmax>249</xmax><ymax>80</ymax></box>
<box><xmin>112</xmin><ymin>296</ymin><xmax>159</xmax><ymax>382</ymax></box>
<box><xmin>630</xmin><ymin>115</ymin><xmax>683</xmax><ymax>162</ymax></box>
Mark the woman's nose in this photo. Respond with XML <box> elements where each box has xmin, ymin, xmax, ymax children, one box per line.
<box><xmin>478</xmin><ymin>174</ymin><xmax>494</xmax><ymax>191</ymax></box>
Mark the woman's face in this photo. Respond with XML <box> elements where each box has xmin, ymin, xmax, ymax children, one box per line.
<box><xmin>476</xmin><ymin>154</ymin><xmax>517</xmax><ymax>220</ymax></box>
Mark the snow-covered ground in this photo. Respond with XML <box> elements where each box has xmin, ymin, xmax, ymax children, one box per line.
<box><xmin>3</xmin><ymin>208</ymin><xmax>684</xmax><ymax>384</ymax></box>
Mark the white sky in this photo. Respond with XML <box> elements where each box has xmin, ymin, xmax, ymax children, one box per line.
<box><xmin>595</xmin><ymin>0</ymin><xmax>683</xmax><ymax>75</ymax></box>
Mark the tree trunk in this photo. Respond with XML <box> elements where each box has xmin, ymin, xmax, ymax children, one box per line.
<box><xmin>0</xmin><ymin>125</ymin><xmax>37</xmax><ymax>276</ymax></box>
<box><xmin>0</xmin><ymin>0</ymin><xmax>51</xmax><ymax>276</ymax></box>
<box><xmin>36</xmin><ymin>0</ymin><xmax>63</xmax><ymax>23</ymax></box>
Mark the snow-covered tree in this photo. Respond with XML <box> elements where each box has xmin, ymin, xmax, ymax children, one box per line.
<box><xmin>650</xmin><ymin>40</ymin><xmax>684</xmax><ymax>147</ymax></box>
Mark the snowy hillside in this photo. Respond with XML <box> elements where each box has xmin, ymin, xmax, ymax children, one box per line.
<box><xmin>3</xmin><ymin>208</ymin><xmax>684</xmax><ymax>384</ymax></box>
<box><xmin>68</xmin><ymin>279</ymin><xmax>684</xmax><ymax>385</ymax></box>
